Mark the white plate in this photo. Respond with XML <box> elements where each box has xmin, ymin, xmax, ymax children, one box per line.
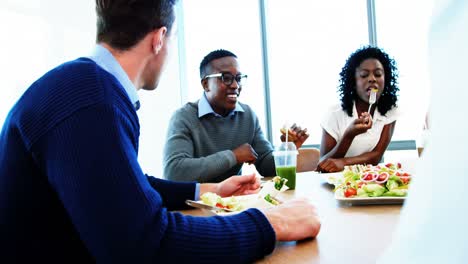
<box><xmin>334</xmin><ymin>192</ymin><xmax>405</xmax><ymax>205</ymax></box>
<box><xmin>198</xmin><ymin>194</ymin><xmax>276</xmax><ymax>216</ymax></box>
<box><xmin>310</xmin><ymin>171</ymin><xmax>344</xmax><ymax>185</ymax></box>
<box><xmin>312</xmin><ymin>170</ymin><xmax>406</xmax><ymax>205</ymax></box>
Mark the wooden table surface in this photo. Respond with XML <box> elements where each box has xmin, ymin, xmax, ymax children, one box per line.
<box><xmin>180</xmin><ymin>172</ymin><xmax>403</xmax><ymax>264</ymax></box>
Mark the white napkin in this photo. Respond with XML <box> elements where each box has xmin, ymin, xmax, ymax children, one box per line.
<box><xmin>242</xmin><ymin>163</ymin><xmax>263</xmax><ymax>178</ymax></box>
<box><xmin>258</xmin><ymin>177</ymin><xmax>289</xmax><ymax>200</ymax></box>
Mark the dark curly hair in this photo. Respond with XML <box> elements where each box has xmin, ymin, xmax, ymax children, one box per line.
<box><xmin>338</xmin><ymin>46</ymin><xmax>399</xmax><ymax>117</ymax></box>
<box><xmin>199</xmin><ymin>49</ymin><xmax>237</xmax><ymax>78</ymax></box>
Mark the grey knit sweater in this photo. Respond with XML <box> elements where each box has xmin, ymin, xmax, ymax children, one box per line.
<box><xmin>163</xmin><ymin>101</ymin><xmax>275</xmax><ymax>182</ymax></box>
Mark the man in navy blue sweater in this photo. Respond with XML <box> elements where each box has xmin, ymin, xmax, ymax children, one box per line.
<box><xmin>0</xmin><ymin>0</ymin><xmax>320</xmax><ymax>263</ymax></box>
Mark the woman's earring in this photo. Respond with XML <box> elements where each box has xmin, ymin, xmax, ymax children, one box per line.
<box><xmin>154</xmin><ymin>44</ymin><xmax>162</xmax><ymax>54</ymax></box>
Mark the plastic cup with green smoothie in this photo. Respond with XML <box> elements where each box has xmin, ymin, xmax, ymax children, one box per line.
<box><xmin>273</xmin><ymin>142</ymin><xmax>298</xmax><ymax>189</ymax></box>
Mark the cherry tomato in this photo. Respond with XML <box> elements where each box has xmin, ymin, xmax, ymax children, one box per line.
<box><xmin>377</xmin><ymin>172</ymin><xmax>388</xmax><ymax>182</ymax></box>
<box><xmin>401</xmin><ymin>177</ymin><xmax>410</xmax><ymax>184</ymax></box>
<box><xmin>402</xmin><ymin>172</ymin><xmax>410</xmax><ymax>176</ymax></box>
<box><xmin>363</xmin><ymin>173</ymin><xmax>375</xmax><ymax>181</ymax></box>
<box><xmin>395</xmin><ymin>172</ymin><xmax>401</xmax><ymax>176</ymax></box>
<box><xmin>344</xmin><ymin>187</ymin><xmax>357</xmax><ymax>197</ymax></box>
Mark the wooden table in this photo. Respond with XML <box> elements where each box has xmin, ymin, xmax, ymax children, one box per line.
<box><xmin>180</xmin><ymin>172</ymin><xmax>403</xmax><ymax>264</ymax></box>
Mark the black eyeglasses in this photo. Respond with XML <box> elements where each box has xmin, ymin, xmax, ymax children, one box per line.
<box><xmin>203</xmin><ymin>72</ymin><xmax>248</xmax><ymax>86</ymax></box>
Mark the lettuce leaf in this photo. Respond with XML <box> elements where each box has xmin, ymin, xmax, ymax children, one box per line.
<box><xmin>382</xmin><ymin>189</ymin><xmax>408</xmax><ymax>197</ymax></box>
<box><xmin>362</xmin><ymin>184</ymin><xmax>386</xmax><ymax>197</ymax></box>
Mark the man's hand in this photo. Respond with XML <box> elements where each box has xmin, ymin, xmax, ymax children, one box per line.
<box><xmin>262</xmin><ymin>198</ymin><xmax>321</xmax><ymax>241</ymax></box>
<box><xmin>280</xmin><ymin>123</ymin><xmax>309</xmax><ymax>149</ymax></box>
<box><xmin>216</xmin><ymin>173</ymin><xmax>261</xmax><ymax>197</ymax></box>
<box><xmin>233</xmin><ymin>143</ymin><xmax>258</xmax><ymax>164</ymax></box>
<box><xmin>316</xmin><ymin>158</ymin><xmax>346</xmax><ymax>173</ymax></box>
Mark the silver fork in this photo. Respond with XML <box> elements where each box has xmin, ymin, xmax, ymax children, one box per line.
<box><xmin>185</xmin><ymin>199</ymin><xmax>235</xmax><ymax>212</ymax></box>
<box><xmin>368</xmin><ymin>89</ymin><xmax>377</xmax><ymax>113</ymax></box>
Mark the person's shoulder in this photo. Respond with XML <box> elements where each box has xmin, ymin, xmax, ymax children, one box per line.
<box><xmin>46</xmin><ymin>58</ymin><xmax>101</xmax><ymax>79</ymax></box>
<box><xmin>387</xmin><ymin>104</ymin><xmax>399</xmax><ymax>115</ymax></box>
<box><xmin>176</xmin><ymin>101</ymin><xmax>197</xmax><ymax>114</ymax></box>
<box><xmin>171</xmin><ymin>101</ymin><xmax>198</xmax><ymax>121</ymax></box>
<box><xmin>381</xmin><ymin>104</ymin><xmax>400</xmax><ymax>119</ymax></box>
<box><xmin>34</xmin><ymin>58</ymin><xmax>117</xmax><ymax>95</ymax></box>
<box><xmin>9</xmin><ymin>58</ymin><xmax>119</xmax><ymax>149</ymax></box>
<box><xmin>320</xmin><ymin>103</ymin><xmax>347</xmax><ymax>127</ymax></box>
<box><xmin>237</xmin><ymin>101</ymin><xmax>256</xmax><ymax>115</ymax></box>
<box><xmin>381</xmin><ymin>104</ymin><xmax>400</xmax><ymax>124</ymax></box>
<box><xmin>238</xmin><ymin>101</ymin><xmax>251</xmax><ymax>109</ymax></box>
<box><xmin>21</xmin><ymin>58</ymin><xmax>104</xmax><ymax>104</ymax></box>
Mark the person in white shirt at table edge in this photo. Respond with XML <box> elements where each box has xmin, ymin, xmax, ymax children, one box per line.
<box><xmin>379</xmin><ymin>0</ymin><xmax>468</xmax><ymax>263</ymax></box>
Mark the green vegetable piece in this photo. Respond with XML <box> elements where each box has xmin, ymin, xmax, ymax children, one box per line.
<box><xmin>362</xmin><ymin>184</ymin><xmax>386</xmax><ymax>197</ymax></box>
<box><xmin>382</xmin><ymin>189</ymin><xmax>408</xmax><ymax>197</ymax></box>
<box><xmin>357</xmin><ymin>188</ymin><xmax>369</xmax><ymax>197</ymax></box>
<box><xmin>273</xmin><ymin>176</ymin><xmax>286</xmax><ymax>191</ymax></box>
<box><xmin>386</xmin><ymin>180</ymin><xmax>399</xmax><ymax>190</ymax></box>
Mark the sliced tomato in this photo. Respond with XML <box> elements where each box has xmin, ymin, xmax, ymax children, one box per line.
<box><xmin>377</xmin><ymin>173</ymin><xmax>388</xmax><ymax>182</ymax></box>
<box><xmin>401</xmin><ymin>177</ymin><xmax>410</xmax><ymax>184</ymax></box>
<box><xmin>402</xmin><ymin>172</ymin><xmax>411</xmax><ymax>176</ymax></box>
<box><xmin>215</xmin><ymin>203</ymin><xmax>226</xmax><ymax>209</ymax></box>
<box><xmin>363</xmin><ymin>173</ymin><xmax>373</xmax><ymax>181</ymax></box>
<box><xmin>344</xmin><ymin>187</ymin><xmax>357</xmax><ymax>197</ymax></box>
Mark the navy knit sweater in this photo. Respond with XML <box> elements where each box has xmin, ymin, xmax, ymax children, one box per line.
<box><xmin>0</xmin><ymin>58</ymin><xmax>275</xmax><ymax>263</ymax></box>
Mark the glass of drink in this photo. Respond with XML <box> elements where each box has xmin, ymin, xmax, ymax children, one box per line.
<box><xmin>273</xmin><ymin>142</ymin><xmax>298</xmax><ymax>189</ymax></box>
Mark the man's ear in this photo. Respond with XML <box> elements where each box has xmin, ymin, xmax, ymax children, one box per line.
<box><xmin>152</xmin><ymin>27</ymin><xmax>167</xmax><ymax>54</ymax></box>
<box><xmin>201</xmin><ymin>78</ymin><xmax>209</xmax><ymax>91</ymax></box>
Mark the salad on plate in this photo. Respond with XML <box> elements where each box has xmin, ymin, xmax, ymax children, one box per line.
<box><xmin>334</xmin><ymin>162</ymin><xmax>412</xmax><ymax>199</ymax></box>
<box><xmin>199</xmin><ymin>176</ymin><xmax>289</xmax><ymax>214</ymax></box>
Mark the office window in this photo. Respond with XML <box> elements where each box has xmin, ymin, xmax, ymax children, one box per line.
<box><xmin>0</xmin><ymin>1</ymin><xmax>95</xmax><ymax>127</ymax></box>
<box><xmin>375</xmin><ymin>0</ymin><xmax>434</xmax><ymax>143</ymax></box>
<box><xmin>266</xmin><ymin>1</ymin><xmax>369</xmax><ymax>147</ymax></box>
<box><xmin>180</xmin><ymin>0</ymin><xmax>267</xmax><ymax>128</ymax></box>
<box><xmin>0</xmin><ymin>1</ymin><xmax>181</xmax><ymax>178</ymax></box>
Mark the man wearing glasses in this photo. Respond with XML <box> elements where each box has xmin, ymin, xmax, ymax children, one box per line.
<box><xmin>163</xmin><ymin>49</ymin><xmax>308</xmax><ymax>182</ymax></box>
<box><xmin>0</xmin><ymin>1</ymin><xmax>323</xmax><ymax>262</ymax></box>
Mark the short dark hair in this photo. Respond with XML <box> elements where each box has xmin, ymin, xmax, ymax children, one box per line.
<box><xmin>199</xmin><ymin>49</ymin><xmax>237</xmax><ymax>79</ymax></box>
<box><xmin>96</xmin><ymin>0</ymin><xmax>178</xmax><ymax>50</ymax></box>
<box><xmin>338</xmin><ymin>46</ymin><xmax>399</xmax><ymax>116</ymax></box>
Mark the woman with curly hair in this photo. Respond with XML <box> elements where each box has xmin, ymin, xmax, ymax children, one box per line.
<box><xmin>317</xmin><ymin>46</ymin><xmax>399</xmax><ymax>172</ymax></box>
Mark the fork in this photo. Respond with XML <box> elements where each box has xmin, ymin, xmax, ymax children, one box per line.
<box><xmin>185</xmin><ymin>199</ymin><xmax>235</xmax><ymax>212</ymax></box>
<box><xmin>367</xmin><ymin>88</ymin><xmax>378</xmax><ymax>113</ymax></box>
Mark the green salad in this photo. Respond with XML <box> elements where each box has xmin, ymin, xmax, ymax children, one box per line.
<box><xmin>262</xmin><ymin>176</ymin><xmax>287</xmax><ymax>205</ymax></box>
<box><xmin>335</xmin><ymin>163</ymin><xmax>412</xmax><ymax>198</ymax></box>
<box><xmin>200</xmin><ymin>176</ymin><xmax>288</xmax><ymax>212</ymax></box>
<box><xmin>200</xmin><ymin>192</ymin><xmax>244</xmax><ymax>211</ymax></box>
